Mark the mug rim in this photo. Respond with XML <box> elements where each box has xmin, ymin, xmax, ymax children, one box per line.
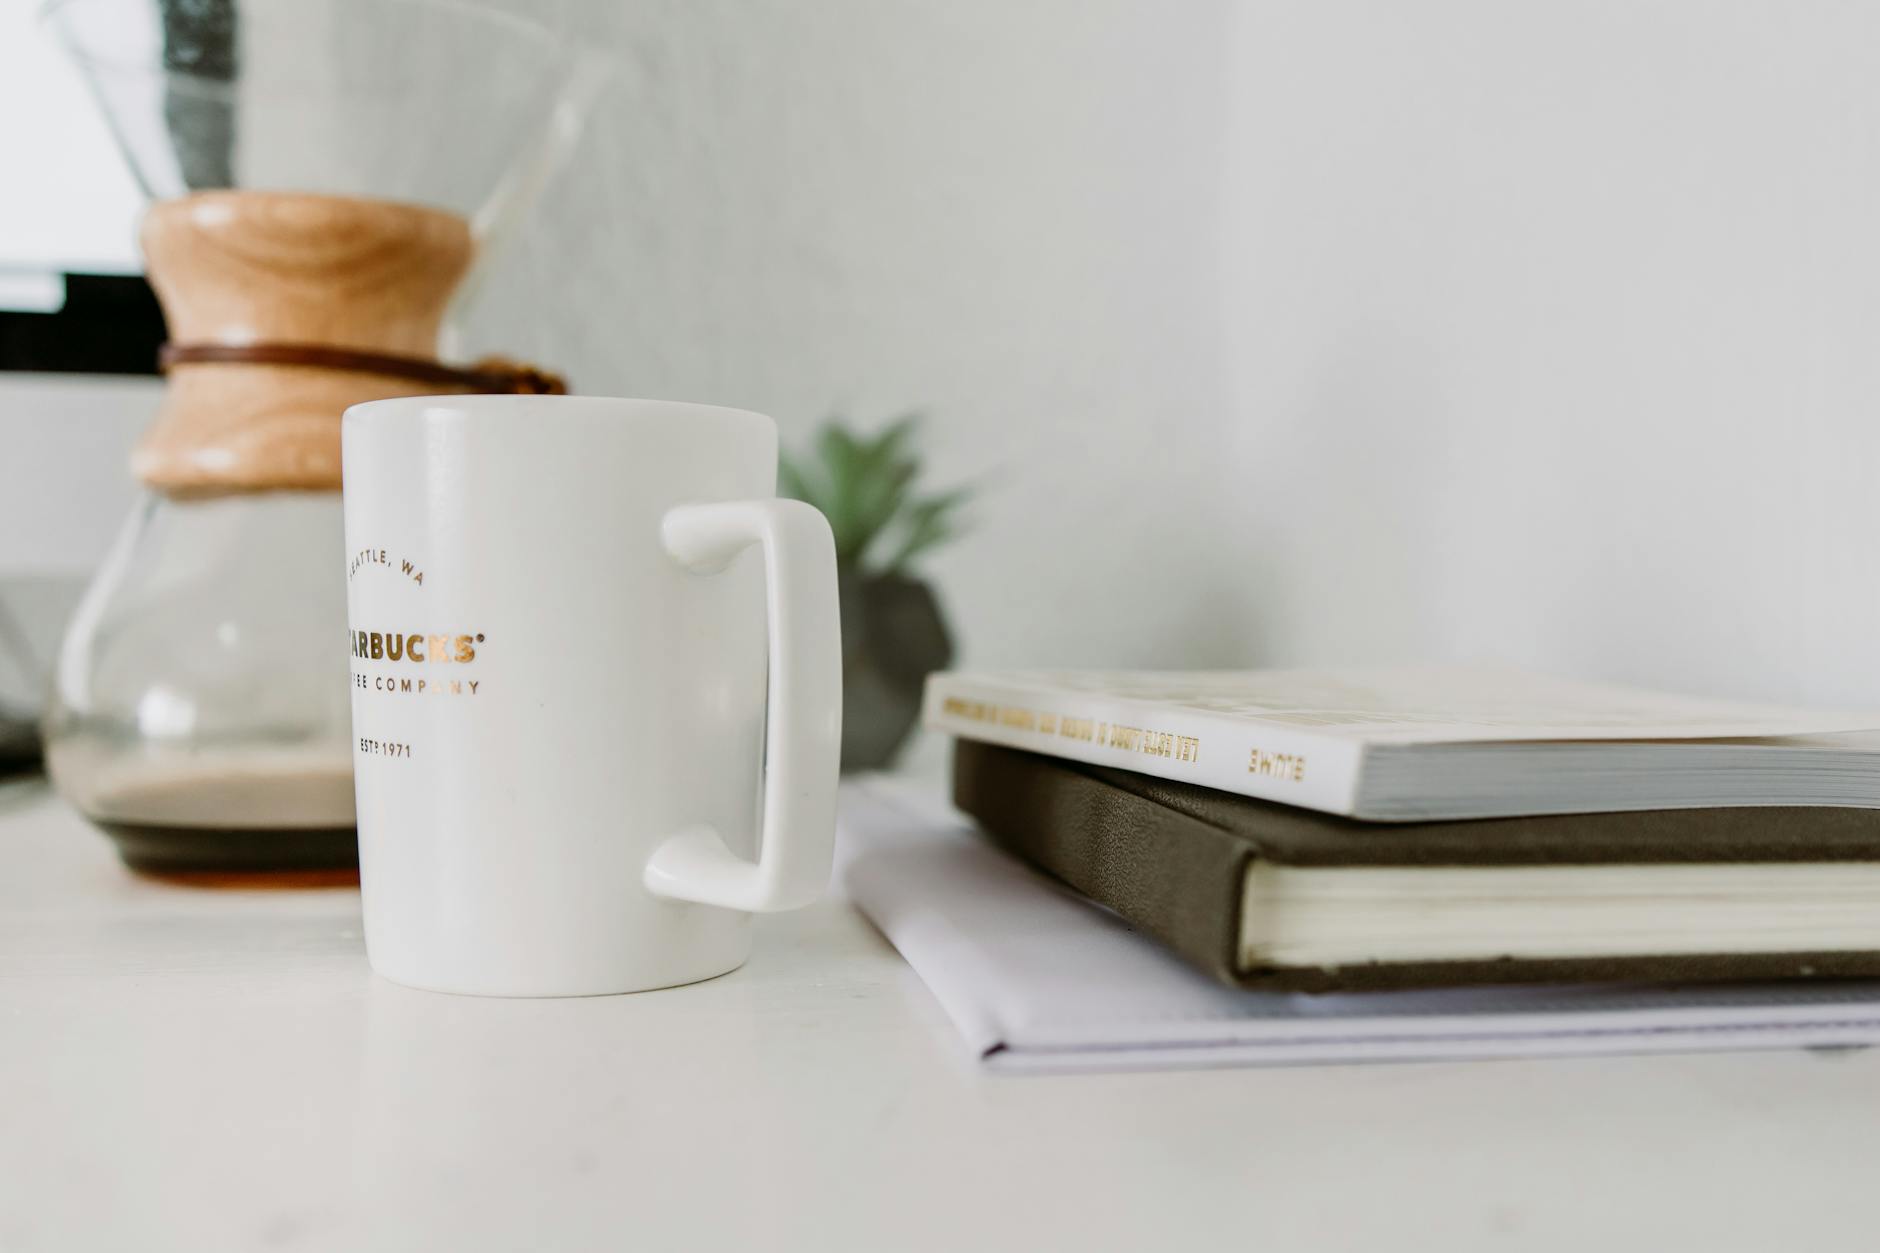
<box><xmin>343</xmin><ymin>394</ymin><xmax>774</xmax><ymax>431</ymax></box>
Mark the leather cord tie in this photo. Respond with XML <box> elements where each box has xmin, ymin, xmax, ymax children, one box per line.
<box><xmin>158</xmin><ymin>342</ymin><xmax>570</xmax><ymax>395</ymax></box>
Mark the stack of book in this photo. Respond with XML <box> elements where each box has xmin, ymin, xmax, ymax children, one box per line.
<box><xmin>922</xmin><ymin>665</ymin><xmax>1880</xmax><ymax>992</ymax></box>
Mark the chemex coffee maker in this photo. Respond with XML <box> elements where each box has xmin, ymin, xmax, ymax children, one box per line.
<box><xmin>40</xmin><ymin>0</ymin><xmax>604</xmax><ymax>876</ymax></box>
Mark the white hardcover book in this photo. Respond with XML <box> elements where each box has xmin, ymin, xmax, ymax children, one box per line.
<box><xmin>919</xmin><ymin>665</ymin><xmax>1880</xmax><ymax>820</ymax></box>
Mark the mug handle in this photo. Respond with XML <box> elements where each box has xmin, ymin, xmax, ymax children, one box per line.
<box><xmin>643</xmin><ymin>499</ymin><xmax>842</xmax><ymax>912</ymax></box>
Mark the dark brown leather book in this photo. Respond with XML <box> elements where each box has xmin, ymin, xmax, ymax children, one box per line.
<box><xmin>951</xmin><ymin>739</ymin><xmax>1880</xmax><ymax>992</ymax></box>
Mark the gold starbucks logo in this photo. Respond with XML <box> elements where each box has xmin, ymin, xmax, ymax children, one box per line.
<box><xmin>347</xmin><ymin>543</ymin><xmax>485</xmax><ymax>700</ymax></box>
<box><xmin>350</xmin><ymin>630</ymin><xmax>482</xmax><ymax>664</ymax></box>
<box><xmin>348</xmin><ymin>630</ymin><xmax>485</xmax><ymax>697</ymax></box>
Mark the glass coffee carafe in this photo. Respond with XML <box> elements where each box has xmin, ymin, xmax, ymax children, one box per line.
<box><xmin>41</xmin><ymin>0</ymin><xmax>602</xmax><ymax>875</ymax></box>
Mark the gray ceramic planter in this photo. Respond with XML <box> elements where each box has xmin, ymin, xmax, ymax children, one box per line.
<box><xmin>838</xmin><ymin>570</ymin><xmax>954</xmax><ymax>771</ymax></box>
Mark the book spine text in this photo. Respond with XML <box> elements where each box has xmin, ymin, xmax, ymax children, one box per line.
<box><xmin>920</xmin><ymin>675</ymin><xmax>1365</xmax><ymax>816</ymax></box>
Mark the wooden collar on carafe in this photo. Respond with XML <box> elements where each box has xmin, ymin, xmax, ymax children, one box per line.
<box><xmin>140</xmin><ymin>344</ymin><xmax>569</xmax><ymax>498</ymax></box>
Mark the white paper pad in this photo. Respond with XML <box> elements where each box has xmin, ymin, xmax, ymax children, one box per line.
<box><xmin>836</xmin><ymin>780</ymin><xmax>1880</xmax><ymax>1073</ymax></box>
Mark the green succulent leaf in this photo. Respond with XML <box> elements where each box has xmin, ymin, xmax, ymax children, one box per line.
<box><xmin>779</xmin><ymin>412</ymin><xmax>974</xmax><ymax>574</ymax></box>
<box><xmin>882</xmin><ymin>484</ymin><xmax>973</xmax><ymax>573</ymax></box>
<box><xmin>776</xmin><ymin>454</ymin><xmax>817</xmax><ymax>507</ymax></box>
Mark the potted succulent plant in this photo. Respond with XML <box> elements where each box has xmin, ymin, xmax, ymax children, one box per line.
<box><xmin>780</xmin><ymin>414</ymin><xmax>971</xmax><ymax>771</ymax></box>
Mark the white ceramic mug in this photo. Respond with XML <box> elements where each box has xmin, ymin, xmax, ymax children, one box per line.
<box><xmin>340</xmin><ymin>395</ymin><xmax>841</xmax><ymax>996</ymax></box>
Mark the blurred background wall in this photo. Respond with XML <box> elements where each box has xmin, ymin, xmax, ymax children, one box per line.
<box><xmin>459</xmin><ymin>0</ymin><xmax>1243</xmax><ymax>671</ymax></box>
<box><xmin>1223</xmin><ymin>1</ymin><xmax>1880</xmax><ymax>707</ymax></box>
<box><xmin>9</xmin><ymin>0</ymin><xmax>1880</xmax><ymax>706</ymax></box>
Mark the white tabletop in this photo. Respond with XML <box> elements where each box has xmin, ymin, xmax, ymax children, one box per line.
<box><xmin>2</xmin><ymin>774</ymin><xmax>1876</xmax><ymax>1253</ymax></box>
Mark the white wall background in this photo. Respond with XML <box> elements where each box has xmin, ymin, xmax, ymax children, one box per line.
<box><xmin>9</xmin><ymin>0</ymin><xmax>1880</xmax><ymax>711</ymax></box>
<box><xmin>462</xmin><ymin>0</ymin><xmax>1243</xmax><ymax>669</ymax></box>
<box><xmin>1223</xmin><ymin>0</ymin><xmax>1880</xmax><ymax>707</ymax></box>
